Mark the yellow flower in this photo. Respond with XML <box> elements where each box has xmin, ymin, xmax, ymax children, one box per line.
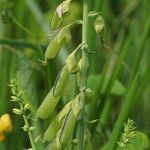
<box><xmin>0</xmin><ymin>114</ymin><xmax>12</xmax><ymax>141</ymax></box>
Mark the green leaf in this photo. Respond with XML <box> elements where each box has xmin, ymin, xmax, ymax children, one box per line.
<box><xmin>127</xmin><ymin>131</ymin><xmax>149</xmax><ymax>150</ymax></box>
<box><xmin>87</xmin><ymin>74</ymin><xmax>126</xmax><ymax>96</ymax></box>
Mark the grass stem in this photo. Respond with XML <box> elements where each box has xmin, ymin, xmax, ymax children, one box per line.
<box><xmin>78</xmin><ymin>0</ymin><xmax>88</xmax><ymax>150</ymax></box>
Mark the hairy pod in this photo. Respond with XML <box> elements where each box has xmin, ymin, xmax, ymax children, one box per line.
<box><xmin>50</xmin><ymin>11</ymin><xmax>62</xmax><ymax>30</ymax></box>
<box><xmin>44</xmin><ymin>101</ymin><xmax>72</xmax><ymax>141</ymax></box>
<box><xmin>53</xmin><ymin>64</ymin><xmax>70</xmax><ymax>97</ymax></box>
<box><xmin>36</xmin><ymin>88</ymin><xmax>61</xmax><ymax>119</ymax></box>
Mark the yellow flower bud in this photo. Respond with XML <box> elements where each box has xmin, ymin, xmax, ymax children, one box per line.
<box><xmin>0</xmin><ymin>114</ymin><xmax>12</xmax><ymax>132</ymax></box>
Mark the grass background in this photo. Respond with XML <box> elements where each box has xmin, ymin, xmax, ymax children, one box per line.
<box><xmin>0</xmin><ymin>0</ymin><xmax>150</xmax><ymax>149</ymax></box>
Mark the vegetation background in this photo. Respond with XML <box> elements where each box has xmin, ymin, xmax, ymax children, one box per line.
<box><xmin>0</xmin><ymin>0</ymin><xmax>150</xmax><ymax>149</ymax></box>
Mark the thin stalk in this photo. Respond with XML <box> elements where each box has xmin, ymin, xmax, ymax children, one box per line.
<box><xmin>21</xmin><ymin>104</ymin><xmax>36</xmax><ymax>150</ymax></box>
<box><xmin>78</xmin><ymin>0</ymin><xmax>88</xmax><ymax>150</ymax></box>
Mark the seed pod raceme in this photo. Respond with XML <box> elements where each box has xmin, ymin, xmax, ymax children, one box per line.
<box><xmin>45</xmin><ymin>25</ymin><xmax>72</xmax><ymax>61</ymax></box>
<box><xmin>36</xmin><ymin>88</ymin><xmax>61</xmax><ymax>119</ymax></box>
<box><xmin>94</xmin><ymin>15</ymin><xmax>105</xmax><ymax>34</ymax></box>
<box><xmin>44</xmin><ymin>100</ymin><xmax>73</xmax><ymax>141</ymax></box>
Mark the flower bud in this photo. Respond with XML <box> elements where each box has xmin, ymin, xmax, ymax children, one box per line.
<box><xmin>12</xmin><ymin>108</ymin><xmax>22</xmax><ymax>115</ymax></box>
<box><xmin>0</xmin><ymin>114</ymin><xmax>12</xmax><ymax>132</ymax></box>
<box><xmin>94</xmin><ymin>15</ymin><xmax>105</xmax><ymax>34</ymax></box>
<box><xmin>24</xmin><ymin>103</ymin><xmax>30</xmax><ymax>111</ymax></box>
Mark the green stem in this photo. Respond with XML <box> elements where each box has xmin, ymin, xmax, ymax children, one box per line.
<box><xmin>78</xmin><ymin>0</ymin><xmax>88</xmax><ymax>150</ymax></box>
<box><xmin>21</xmin><ymin>105</ymin><xmax>36</xmax><ymax>150</ymax></box>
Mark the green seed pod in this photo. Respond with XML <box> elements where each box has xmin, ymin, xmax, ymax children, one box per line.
<box><xmin>58</xmin><ymin>25</ymin><xmax>72</xmax><ymax>43</ymax></box>
<box><xmin>44</xmin><ymin>117</ymin><xmax>64</xmax><ymax>142</ymax></box>
<box><xmin>45</xmin><ymin>95</ymin><xmax>80</xmax><ymax>149</ymax></box>
<box><xmin>45</xmin><ymin>137</ymin><xmax>61</xmax><ymax>150</ymax></box>
<box><xmin>59</xmin><ymin>95</ymin><xmax>80</xmax><ymax>146</ymax></box>
<box><xmin>45</xmin><ymin>34</ymin><xmax>62</xmax><ymax>60</ymax></box>
<box><xmin>45</xmin><ymin>25</ymin><xmax>71</xmax><ymax>60</ymax></box>
<box><xmin>78</xmin><ymin>57</ymin><xmax>89</xmax><ymax>70</ymax></box>
<box><xmin>53</xmin><ymin>64</ymin><xmax>70</xmax><ymax>97</ymax></box>
<box><xmin>44</xmin><ymin>101</ymin><xmax>72</xmax><ymax>141</ymax></box>
<box><xmin>66</xmin><ymin>44</ymin><xmax>82</xmax><ymax>73</ymax></box>
<box><xmin>36</xmin><ymin>88</ymin><xmax>61</xmax><ymax>119</ymax></box>
<box><xmin>50</xmin><ymin>11</ymin><xmax>62</xmax><ymax>30</ymax></box>
<box><xmin>94</xmin><ymin>15</ymin><xmax>105</xmax><ymax>34</ymax></box>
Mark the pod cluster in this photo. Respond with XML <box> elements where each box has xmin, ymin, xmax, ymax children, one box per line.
<box><xmin>45</xmin><ymin>95</ymin><xmax>80</xmax><ymax>150</ymax></box>
<box><xmin>37</xmin><ymin>45</ymin><xmax>81</xmax><ymax>119</ymax></box>
<box><xmin>37</xmin><ymin>43</ymin><xmax>82</xmax><ymax>149</ymax></box>
<box><xmin>36</xmin><ymin>0</ymin><xmax>88</xmax><ymax>149</ymax></box>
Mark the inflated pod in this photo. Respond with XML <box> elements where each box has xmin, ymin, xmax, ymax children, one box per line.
<box><xmin>45</xmin><ymin>137</ymin><xmax>61</xmax><ymax>150</ymax></box>
<box><xmin>59</xmin><ymin>96</ymin><xmax>80</xmax><ymax>146</ymax></box>
<box><xmin>44</xmin><ymin>117</ymin><xmax>63</xmax><ymax>142</ymax></box>
<box><xmin>53</xmin><ymin>44</ymin><xmax>82</xmax><ymax>96</ymax></box>
<box><xmin>50</xmin><ymin>11</ymin><xmax>62</xmax><ymax>30</ymax></box>
<box><xmin>45</xmin><ymin>34</ymin><xmax>62</xmax><ymax>60</ymax></box>
<box><xmin>53</xmin><ymin>64</ymin><xmax>70</xmax><ymax>97</ymax></box>
<box><xmin>45</xmin><ymin>25</ymin><xmax>71</xmax><ymax>60</ymax></box>
<box><xmin>36</xmin><ymin>88</ymin><xmax>61</xmax><ymax>119</ymax></box>
<box><xmin>44</xmin><ymin>101</ymin><xmax>72</xmax><ymax>141</ymax></box>
<box><xmin>46</xmin><ymin>95</ymin><xmax>80</xmax><ymax>149</ymax></box>
<box><xmin>58</xmin><ymin>25</ymin><xmax>71</xmax><ymax>43</ymax></box>
<box><xmin>66</xmin><ymin>44</ymin><xmax>82</xmax><ymax>73</ymax></box>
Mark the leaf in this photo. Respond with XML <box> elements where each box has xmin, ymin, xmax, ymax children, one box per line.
<box><xmin>87</xmin><ymin>74</ymin><xmax>126</xmax><ymax>96</ymax></box>
<box><xmin>127</xmin><ymin>131</ymin><xmax>149</xmax><ymax>150</ymax></box>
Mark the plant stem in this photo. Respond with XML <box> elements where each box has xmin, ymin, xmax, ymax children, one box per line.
<box><xmin>21</xmin><ymin>105</ymin><xmax>36</xmax><ymax>150</ymax></box>
<box><xmin>78</xmin><ymin>0</ymin><xmax>88</xmax><ymax>150</ymax></box>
